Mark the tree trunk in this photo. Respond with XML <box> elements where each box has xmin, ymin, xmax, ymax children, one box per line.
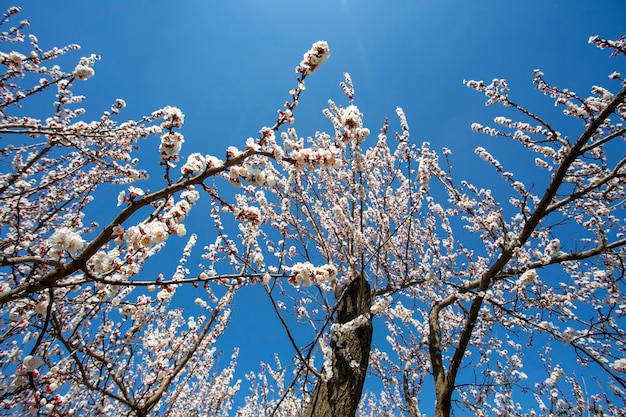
<box><xmin>304</xmin><ymin>273</ymin><xmax>373</xmax><ymax>417</ymax></box>
<box><xmin>434</xmin><ymin>385</ymin><xmax>452</xmax><ymax>417</ymax></box>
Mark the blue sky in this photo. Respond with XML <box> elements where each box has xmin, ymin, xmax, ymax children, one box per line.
<box><xmin>15</xmin><ymin>0</ymin><xmax>626</xmax><ymax>413</ymax></box>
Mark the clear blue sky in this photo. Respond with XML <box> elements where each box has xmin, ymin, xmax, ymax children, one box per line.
<box><xmin>17</xmin><ymin>0</ymin><xmax>626</xmax><ymax>413</ymax></box>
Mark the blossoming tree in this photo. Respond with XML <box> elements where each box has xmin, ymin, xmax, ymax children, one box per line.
<box><xmin>1</xmin><ymin>6</ymin><xmax>625</xmax><ymax>417</ymax></box>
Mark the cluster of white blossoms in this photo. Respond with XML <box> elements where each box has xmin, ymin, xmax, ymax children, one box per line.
<box><xmin>117</xmin><ymin>185</ymin><xmax>145</xmax><ymax>206</ymax></box>
<box><xmin>543</xmin><ymin>365</ymin><xmax>564</xmax><ymax>386</ymax></box>
<box><xmin>287</xmin><ymin>262</ymin><xmax>337</xmax><ymax>287</ymax></box>
<box><xmin>159</xmin><ymin>105</ymin><xmax>185</xmax><ymax>129</ymax></box>
<box><xmin>89</xmin><ymin>247</ymin><xmax>121</xmax><ymax>274</ymax></box>
<box><xmin>118</xmin><ymin>192</ymin><xmax>195</xmax><ymax>249</ymax></box>
<box><xmin>470</xmin><ymin>123</ymin><xmax>499</xmax><ymax>136</ymax></box>
<box><xmin>160</xmin><ymin>131</ymin><xmax>184</xmax><ymax>160</ymax></box>
<box><xmin>16</xmin><ymin>354</ymin><xmax>67</xmax><ymax>415</ymax></box>
<box><xmin>289</xmin><ymin>146</ymin><xmax>343</xmax><ymax>171</ymax></box>
<box><xmin>611</xmin><ymin>358</ymin><xmax>626</xmax><ymax>373</ymax></box>
<box><xmin>161</xmin><ymin>191</ymin><xmax>196</xmax><ymax>235</ymax></box>
<box><xmin>2</xmin><ymin>50</ymin><xmax>26</xmax><ymax>67</ymax></box>
<box><xmin>73</xmin><ymin>64</ymin><xmax>94</xmax><ymax>80</ymax></box>
<box><xmin>297</xmin><ymin>40</ymin><xmax>330</xmax><ymax>76</ymax></box>
<box><xmin>464</xmin><ymin>78</ymin><xmax>510</xmax><ymax>106</ymax></box>
<box><xmin>181</xmin><ymin>153</ymin><xmax>222</xmax><ymax>176</ymax></box>
<box><xmin>124</xmin><ymin>221</ymin><xmax>170</xmax><ymax>248</ymax></box>
<box><xmin>47</xmin><ymin>227</ymin><xmax>86</xmax><ymax>256</ymax></box>
<box><xmin>105</xmin><ymin>191</ymin><xmax>197</xmax><ymax>280</ymax></box>
<box><xmin>560</xmin><ymin>327</ymin><xmax>576</xmax><ymax>344</ymax></box>
<box><xmin>279</xmin><ymin>130</ymin><xmax>345</xmax><ymax>171</ymax></box>
<box><xmin>152</xmin><ymin>106</ymin><xmax>185</xmax><ymax>160</ymax></box>
<box><xmin>340</xmin><ymin>105</ymin><xmax>365</xmax><ymax>135</ymax></box>
<box><xmin>516</xmin><ymin>269</ymin><xmax>538</xmax><ymax>287</ymax></box>
<box><xmin>323</xmin><ymin>100</ymin><xmax>370</xmax><ymax>143</ymax></box>
<box><xmin>228</xmin><ymin>162</ymin><xmax>277</xmax><ymax>187</ymax></box>
<box><xmin>234</xmin><ymin>205</ymin><xmax>262</xmax><ymax>227</ymax></box>
<box><xmin>72</xmin><ymin>54</ymin><xmax>98</xmax><ymax>80</ymax></box>
<box><xmin>370</xmin><ymin>294</ymin><xmax>392</xmax><ymax>315</ymax></box>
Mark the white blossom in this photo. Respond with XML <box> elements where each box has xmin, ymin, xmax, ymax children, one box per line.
<box><xmin>298</xmin><ymin>40</ymin><xmax>330</xmax><ymax>75</ymax></box>
<box><xmin>611</xmin><ymin>358</ymin><xmax>626</xmax><ymax>373</ymax></box>
<box><xmin>73</xmin><ymin>64</ymin><xmax>95</xmax><ymax>80</ymax></box>
<box><xmin>48</xmin><ymin>227</ymin><xmax>86</xmax><ymax>256</ymax></box>
<box><xmin>516</xmin><ymin>269</ymin><xmax>538</xmax><ymax>287</ymax></box>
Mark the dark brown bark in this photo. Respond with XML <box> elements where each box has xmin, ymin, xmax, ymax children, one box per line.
<box><xmin>304</xmin><ymin>273</ymin><xmax>373</xmax><ymax>417</ymax></box>
<box><xmin>429</xmin><ymin>303</ymin><xmax>452</xmax><ymax>417</ymax></box>
<box><xmin>434</xmin><ymin>386</ymin><xmax>452</xmax><ymax>417</ymax></box>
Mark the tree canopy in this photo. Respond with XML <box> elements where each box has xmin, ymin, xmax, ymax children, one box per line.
<box><xmin>0</xmin><ymin>5</ymin><xmax>625</xmax><ymax>417</ymax></box>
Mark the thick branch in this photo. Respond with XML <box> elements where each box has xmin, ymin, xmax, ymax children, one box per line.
<box><xmin>0</xmin><ymin>147</ymin><xmax>263</xmax><ymax>305</ymax></box>
<box><xmin>429</xmin><ymin>84</ymin><xmax>626</xmax><ymax>417</ymax></box>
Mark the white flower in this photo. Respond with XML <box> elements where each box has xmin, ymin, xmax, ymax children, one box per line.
<box><xmin>226</xmin><ymin>146</ymin><xmax>240</xmax><ymax>159</ymax></box>
<box><xmin>159</xmin><ymin>132</ymin><xmax>184</xmax><ymax>158</ymax></box>
<box><xmin>174</xmin><ymin>223</ymin><xmax>187</xmax><ymax>236</ymax></box>
<box><xmin>160</xmin><ymin>106</ymin><xmax>185</xmax><ymax>129</ymax></box>
<box><xmin>8</xmin><ymin>51</ymin><xmax>26</xmax><ymax>65</ymax></box>
<box><xmin>341</xmin><ymin>105</ymin><xmax>363</xmax><ymax>130</ymax></box>
<box><xmin>288</xmin><ymin>262</ymin><xmax>336</xmax><ymax>287</ymax></box>
<box><xmin>237</xmin><ymin>206</ymin><xmax>262</xmax><ymax>226</ymax></box>
<box><xmin>150</xmin><ymin>222</ymin><xmax>169</xmax><ymax>244</ymax></box>
<box><xmin>91</xmin><ymin>249</ymin><xmax>120</xmax><ymax>274</ymax></box>
<box><xmin>611</xmin><ymin>358</ymin><xmax>626</xmax><ymax>373</ymax></box>
<box><xmin>332</xmin><ymin>204</ymin><xmax>343</xmax><ymax>217</ymax></box>
<box><xmin>253</xmin><ymin>252</ymin><xmax>264</xmax><ymax>268</ymax></box>
<box><xmin>516</xmin><ymin>269</ymin><xmax>537</xmax><ymax>287</ymax></box>
<box><xmin>135</xmin><ymin>221</ymin><xmax>169</xmax><ymax>247</ymax></box>
<box><xmin>128</xmin><ymin>186</ymin><xmax>144</xmax><ymax>198</ymax></box>
<box><xmin>289</xmin><ymin>262</ymin><xmax>313</xmax><ymax>286</ymax></box>
<box><xmin>144</xmin><ymin>334</ymin><xmax>159</xmax><ymax>348</ymax></box>
<box><xmin>157</xmin><ymin>288</ymin><xmax>173</xmax><ymax>302</ymax></box>
<box><xmin>34</xmin><ymin>299</ymin><xmax>48</xmax><ymax>314</ymax></box>
<box><xmin>182</xmin><ymin>153</ymin><xmax>206</xmax><ymax>175</ymax></box>
<box><xmin>370</xmin><ymin>295</ymin><xmax>392</xmax><ymax>315</ymax></box>
<box><xmin>48</xmin><ymin>227</ymin><xmax>86</xmax><ymax>256</ymax></box>
<box><xmin>493</xmin><ymin>116</ymin><xmax>511</xmax><ymax>125</ymax></box>
<box><xmin>538</xmin><ymin>321</ymin><xmax>552</xmax><ymax>331</ymax></box>
<box><xmin>535</xmin><ymin>157</ymin><xmax>549</xmax><ymax>169</ymax></box>
<box><xmin>22</xmin><ymin>355</ymin><xmax>43</xmax><ymax>371</ymax></box>
<box><xmin>119</xmin><ymin>304</ymin><xmax>137</xmax><ymax>316</ymax></box>
<box><xmin>112</xmin><ymin>225</ymin><xmax>124</xmax><ymax>235</ymax></box>
<box><xmin>544</xmin><ymin>365</ymin><xmax>563</xmax><ymax>385</ymax></box>
<box><xmin>245</xmin><ymin>137</ymin><xmax>260</xmax><ymax>151</ymax></box>
<box><xmin>181</xmin><ymin>188</ymin><xmax>200</xmax><ymax>204</ymax></box>
<box><xmin>298</xmin><ymin>40</ymin><xmax>330</xmax><ymax>75</ymax></box>
<box><xmin>117</xmin><ymin>191</ymin><xmax>127</xmax><ymax>206</ymax></box>
<box><xmin>561</xmin><ymin>327</ymin><xmax>575</xmax><ymax>344</ymax></box>
<box><xmin>73</xmin><ymin>64</ymin><xmax>95</xmax><ymax>80</ymax></box>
